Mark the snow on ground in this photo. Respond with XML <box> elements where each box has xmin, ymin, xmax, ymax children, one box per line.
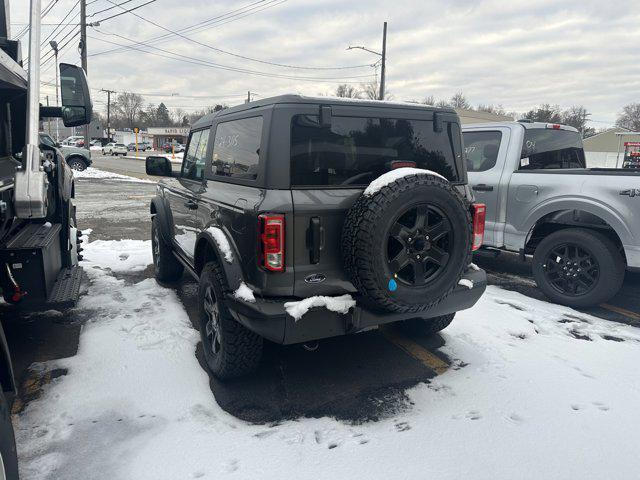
<box><xmin>364</xmin><ymin>167</ymin><xmax>447</xmax><ymax>196</ymax></box>
<box><xmin>89</xmin><ymin>146</ymin><xmax>102</xmax><ymax>151</ymax></box>
<box><xmin>15</xmin><ymin>237</ymin><xmax>640</xmax><ymax>480</ymax></box>
<box><xmin>73</xmin><ymin>167</ymin><xmax>153</xmax><ymax>183</ymax></box>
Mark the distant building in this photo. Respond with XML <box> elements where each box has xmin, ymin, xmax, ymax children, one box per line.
<box><xmin>583</xmin><ymin>127</ymin><xmax>640</xmax><ymax>168</ymax></box>
<box><xmin>147</xmin><ymin>127</ymin><xmax>190</xmax><ymax>149</ymax></box>
<box><xmin>455</xmin><ymin>108</ymin><xmax>514</xmax><ymax>124</ymax></box>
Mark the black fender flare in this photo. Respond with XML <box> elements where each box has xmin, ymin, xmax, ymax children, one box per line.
<box><xmin>194</xmin><ymin>227</ymin><xmax>244</xmax><ymax>292</ymax></box>
<box><xmin>150</xmin><ymin>196</ymin><xmax>174</xmax><ymax>244</ymax></box>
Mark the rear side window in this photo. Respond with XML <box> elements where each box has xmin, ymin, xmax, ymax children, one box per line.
<box><xmin>290</xmin><ymin>115</ymin><xmax>461</xmax><ymax>187</ymax></box>
<box><xmin>211</xmin><ymin>116</ymin><xmax>263</xmax><ymax>180</ymax></box>
<box><xmin>464</xmin><ymin>131</ymin><xmax>502</xmax><ymax>172</ymax></box>
<box><xmin>520</xmin><ymin>129</ymin><xmax>585</xmax><ymax>170</ymax></box>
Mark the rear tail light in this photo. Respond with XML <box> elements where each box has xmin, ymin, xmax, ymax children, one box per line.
<box><xmin>471</xmin><ymin>203</ymin><xmax>486</xmax><ymax>251</ymax></box>
<box><xmin>546</xmin><ymin>123</ymin><xmax>562</xmax><ymax>130</ymax></box>
<box><xmin>259</xmin><ymin>214</ymin><xmax>285</xmax><ymax>272</ymax></box>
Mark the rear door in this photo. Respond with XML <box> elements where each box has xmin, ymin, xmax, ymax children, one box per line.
<box><xmin>464</xmin><ymin>127</ymin><xmax>512</xmax><ymax>246</ymax></box>
<box><xmin>289</xmin><ymin>105</ymin><xmax>465</xmax><ymax>297</ymax></box>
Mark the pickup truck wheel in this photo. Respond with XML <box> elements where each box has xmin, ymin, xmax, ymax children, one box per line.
<box><xmin>198</xmin><ymin>262</ymin><xmax>263</xmax><ymax>380</ymax></box>
<box><xmin>399</xmin><ymin>313</ymin><xmax>456</xmax><ymax>336</ymax></box>
<box><xmin>0</xmin><ymin>391</ymin><xmax>19</xmax><ymax>480</ymax></box>
<box><xmin>151</xmin><ymin>217</ymin><xmax>183</xmax><ymax>281</ymax></box>
<box><xmin>67</xmin><ymin>157</ymin><xmax>87</xmax><ymax>171</ymax></box>
<box><xmin>342</xmin><ymin>172</ymin><xmax>472</xmax><ymax>313</ymax></box>
<box><xmin>532</xmin><ymin>228</ymin><xmax>625</xmax><ymax>308</ymax></box>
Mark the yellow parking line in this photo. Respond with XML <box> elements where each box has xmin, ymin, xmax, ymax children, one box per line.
<box><xmin>382</xmin><ymin>328</ymin><xmax>450</xmax><ymax>374</ymax></box>
<box><xmin>600</xmin><ymin>303</ymin><xmax>640</xmax><ymax>322</ymax></box>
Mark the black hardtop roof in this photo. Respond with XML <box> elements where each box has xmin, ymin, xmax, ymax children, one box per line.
<box><xmin>191</xmin><ymin>94</ymin><xmax>457</xmax><ymax>129</ymax></box>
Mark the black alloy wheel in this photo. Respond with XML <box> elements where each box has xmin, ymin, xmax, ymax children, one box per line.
<box><xmin>543</xmin><ymin>243</ymin><xmax>599</xmax><ymax>297</ymax></box>
<box><xmin>387</xmin><ymin>203</ymin><xmax>453</xmax><ymax>287</ymax></box>
<box><xmin>203</xmin><ymin>285</ymin><xmax>221</xmax><ymax>355</ymax></box>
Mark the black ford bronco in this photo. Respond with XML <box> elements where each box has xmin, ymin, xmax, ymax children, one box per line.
<box><xmin>146</xmin><ymin>95</ymin><xmax>487</xmax><ymax>379</ymax></box>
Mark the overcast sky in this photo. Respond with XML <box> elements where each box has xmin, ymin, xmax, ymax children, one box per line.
<box><xmin>10</xmin><ymin>0</ymin><xmax>640</xmax><ymax>126</ymax></box>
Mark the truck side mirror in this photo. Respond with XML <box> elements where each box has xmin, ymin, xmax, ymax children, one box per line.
<box><xmin>59</xmin><ymin>63</ymin><xmax>93</xmax><ymax>127</ymax></box>
<box><xmin>146</xmin><ymin>156</ymin><xmax>173</xmax><ymax>177</ymax></box>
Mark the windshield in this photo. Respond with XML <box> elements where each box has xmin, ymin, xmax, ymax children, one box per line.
<box><xmin>519</xmin><ymin>128</ymin><xmax>585</xmax><ymax>169</ymax></box>
<box><xmin>290</xmin><ymin>114</ymin><xmax>462</xmax><ymax>187</ymax></box>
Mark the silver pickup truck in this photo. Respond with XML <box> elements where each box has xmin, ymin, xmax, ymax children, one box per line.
<box><xmin>463</xmin><ymin>121</ymin><xmax>640</xmax><ymax>307</ymax></box>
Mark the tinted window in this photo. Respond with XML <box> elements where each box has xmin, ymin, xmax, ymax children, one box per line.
<box><xmin>212</xmin><ymin>117</ymin><xmax>262</xmax><ymax>180</ymax></box>
<box><xmin>520</xmin><ymin>129</ymin><xmax>585</xmax><ymax>170</ymax></box>
<box><xmin>40</xmin><ymin>134</ymin><xmax>56</xmax><ymax>148</ymax></box>
<box><xmin>464</xmin><ymin>131</ymin><xmax>502</xmax><ymax>172</ymax></box>
<box><xmin>181</xmin><ymin>130</ymin><xmax>209</xmax><ymax>180</ymax></box>
<box><xmin>290</xmin><ymin>115</ymin><xmax>460</xmax><ymax>187</ymax></box>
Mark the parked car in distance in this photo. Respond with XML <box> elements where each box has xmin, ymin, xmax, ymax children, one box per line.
<box><xmin>464</xmin><ymin>121</ymin><xmax>640</xmax><ymax>307</ymax></box>
<box><xmin>40</xmin><ymin>132</ymin><xmax>92</xmax><ymax>170</ymax></box>
<box><xmin>163</xmin><ymin>142</ymin><xmax>184</xmax><ymax>153</ymax></box>
<box><xmin>127</xmin><ymin>142</ymin><xmax>152</xmax><ymax>151</ymax></box>
<box><xmin>61</xmin><ymin>135</ymin><xmax>85</xmax><ymax>147</ymax></box>
<box><xmin>146</xmin><ymin>94</ymin><xmax>487</xmax><ymax>380</ymax></box>
<box><xmin>102</xmin><ymin>142</ymin><xmax>127</xmax><ymax>156</ymax></box>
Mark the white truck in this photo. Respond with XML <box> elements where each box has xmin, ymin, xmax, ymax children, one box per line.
<box><xmin>464</xmin><ymin>121</ymin><xmax>640</xmax><ymax>308</ymax></box>
<box><xmin>0</xmin><ymin>1</ymin><xmax>93</xmax><ymax>477</ymax></box>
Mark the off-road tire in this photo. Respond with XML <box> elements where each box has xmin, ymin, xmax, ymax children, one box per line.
<box><xmin>151</xmin><ymin>216</ymin><xmax>183</xmax><ymax>282</ymax></box>
<box><xmin>198</xmin><ymin>262</ymin><xmax>263</xmax><ymax>380</ymax></box>
<box><xmin>399</xmin><ymin>313</ymin><xmax>455</xmax><ymax>336</ymax></box>
<box><xmin>0</xmin><ymin>391</ymin><xmax>19</xmax><ymax>480</ymax></box>
<box><xmin>342</xmin><ymin>172</ymin><xmax>472</xmax><ymax>313</ymax></box>
<box><xmin>532</xmin><ymin>228</ymin><xmax>625</xmax><ymax>308</ymax></box>
<box><xmin>66</xmin><ymin>157</ymin><xmax>87</xmax><ymax>171</ymax></box>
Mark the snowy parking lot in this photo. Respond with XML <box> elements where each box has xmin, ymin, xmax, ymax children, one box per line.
<box><xmin>5</xmin><ymin>170</ymin><xmax>640</xmax><ymax>479</ymax></box>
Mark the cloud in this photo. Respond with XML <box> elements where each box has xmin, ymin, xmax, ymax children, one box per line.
<box><xmin>11</xmin><ymin>0</ymin><xmax>640</xmax><ymax>125</ymax></box>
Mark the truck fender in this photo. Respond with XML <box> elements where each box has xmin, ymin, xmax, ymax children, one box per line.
<box><xmin>150</xmin><ymin>196</ymin><xmax>173</xmax><ymax>244</ymax></box>
<box><xmin>519</xmin><ymin>197</ymin><xmax>633</xmax><ymax>247</ymax></box>
<box><xmin>194</xmin><ymin>227</ymin><xmax>244</xmax><ymax>292</ymax></box>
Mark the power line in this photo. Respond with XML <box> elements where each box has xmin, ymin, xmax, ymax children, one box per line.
<box><xmin>90</xmin><ymin>0</ymin><xmax>280</xmax><ymax>57</ymax></box>
<box><xmin>88</xmin><ymin>0</ymin><xmax>135</xmax><ymax>17</ymax></box>
<box><xmin>88</xmin><ymin>33</ymin><xmax>376</xmax><ymax>82</ymax></box>
<box><xmin>93</xmin><ymin>0</ymin><xmax>157</xmax><ymax>23</ymax></box>
<box><xmin>97</xmin><ymin>0</ymin><xmax>370</xmax><ymax>71</ymax></box>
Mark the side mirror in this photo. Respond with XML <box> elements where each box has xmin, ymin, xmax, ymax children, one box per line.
<box><xmin>59</xmin><ymin>63</ymin><xmax>93</xmax><ymax>127</ymax></box>
<box><xmin>146</xmin><ymin>156</ymin><xmax>173</xmax><ymax>177</ymax></box>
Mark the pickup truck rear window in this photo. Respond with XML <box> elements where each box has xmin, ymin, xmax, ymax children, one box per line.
<box><xmin>464</xmin><ymin>131</ymin><xmax>502</xmax><ymax>172</ymax></box>
<box><xmin>520</xmin><ymin>129</ymin><xmax>585</xmax><ymax>169</ymax></box>
<box><xmin>290</xmin><ymin>115</ymin><xmax>461</xmax><ymax>187</ymax></box>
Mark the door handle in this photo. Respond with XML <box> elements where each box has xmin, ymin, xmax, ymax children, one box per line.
<box><xmin>472</xmin><ymin>184</ymin><xmax>494</xmax><ymax>192</ymax></box>
<box><xmin>184</xmin><ymin>200</ymin><xmax>198</xmax><ymax>210</ymax></box>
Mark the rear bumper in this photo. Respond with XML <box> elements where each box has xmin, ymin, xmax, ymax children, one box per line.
<box><xmin>225</xmin><ymin>268</ymin><xmax>487</xmax><ymax>345</ymax></box>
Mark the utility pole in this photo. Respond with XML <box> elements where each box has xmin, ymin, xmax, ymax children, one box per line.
<box><xmin>379</xmin><ymin>22</ymin><xmax>387</xmax><ymax>101</ymax></box>
<box><xmin>80</xmin><ymin>0</ymin><xmax>89</xmax><ymax>148</ymax></box>
<box><xmin>46</xmin><ymin>96</ymin><xmax>51</xmax><ymax>136</ymax></box>
<box><xmin>247</xmin><ymin>91</ymin><xmax>251</xmax><ymax>103</ymax></box>
<box><xmin>347</xmin><ymin>21</ymin><xmax>388</xmax><ymax>100</ymax></box>
<box><xmin>102</xmin><ymin>89</ymin><xmax>116</xmax><ymax>142</ymax></box>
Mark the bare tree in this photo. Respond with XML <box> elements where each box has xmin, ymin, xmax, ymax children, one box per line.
<box><xmin>360</xmin><ymin>81</ymin><xmax>380</xmax><ymax>100</ymax></box>
<box><xmin>616</xmin><ymin>103</ymin><xmax>640</xmax><ymax>132</ymax></box>
<box><xmin>422</xmin><ymin>95</ymin><xmax>435</xmax><ymax>106</ymax></box>
<box><xmin>562</xmin><ymin>105</ymin><xmax>591</xmax><ymax>134</ymax></box>
<box><xmin>114</xmin><ymin>92</ymin><xmax>145</xmax><ymax>129</ymax></box>
<box><xmin>335</xmin><ymin>84</ymin><xmax>360</xmax><ymax>98</ymax></box>
<box><xmin>450</xmin><ymin>92</ymin><xmax>471</xmax><ymax>110</ymax></box>
<box><xmin>477</xmin><ymin>104</ymin><xmax>506</xmax><ymax>116</ymax></box>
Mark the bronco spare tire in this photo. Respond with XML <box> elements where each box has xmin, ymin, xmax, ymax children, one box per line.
<box><xmin>342</xmin><ymin>171</ymin><xmax>472</xmax><ymax>313</ymax></box>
